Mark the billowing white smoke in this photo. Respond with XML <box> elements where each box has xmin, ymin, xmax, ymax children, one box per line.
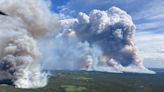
<box><xmin>45</xmin><ymin>7</ymin><xmax>155</xmax><ymax>74</ymax></box>
<box><xmin>0</xmin><ymin>0</ymin><xmax>58</xmax><ymax>88</ymax></box>
<box><xmin>0</xmin><ymin>0</ymin><xmax>155</xmax><ymax>89</ymax></box>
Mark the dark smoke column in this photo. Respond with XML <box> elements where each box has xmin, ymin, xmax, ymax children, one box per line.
<box><xmin>70</xmin><ymin>7</ymin><xmax>154</xmax><ymax>73</ymax></box>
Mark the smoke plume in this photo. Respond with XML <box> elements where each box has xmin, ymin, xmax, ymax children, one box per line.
<box><xmin>0</xmin><ymin>0</ymin><xmax>155</xmax><ymax>89</ymax></box>
<box><xmin>47</xmin><ymin>7</ymin><xmax>154</xmax><ymax>74</ymax></box>
<box><xmin>0</xmin><ymin>0</ymin><xmax>58</xmax><ymax>88</ymax></box>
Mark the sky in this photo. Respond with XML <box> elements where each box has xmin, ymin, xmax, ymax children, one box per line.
<box><xmin>50</xmin><ymin>0</ymin><xmax>164</xmax><ymax>68</ymax></box>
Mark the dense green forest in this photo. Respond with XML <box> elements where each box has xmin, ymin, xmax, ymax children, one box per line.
<box><xmin>0</xmin><ymin>71</ymin><xmax>164</xmax><ymax>92</ymax></box>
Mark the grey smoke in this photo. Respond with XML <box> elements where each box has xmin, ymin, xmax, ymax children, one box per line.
<box><xmin>0</xmin><ymin>0</ymin><xmax>58</xmax><ymax>88</ymax></box>
<box><xmin>0</xmin><ymin>0</ymin><xmax>155</xmax><ymax>89</ymax></box>
<box><xmin>47</xmin><ymin>7</ymin><xmax>154</xmax><ymax>73</ymax></box>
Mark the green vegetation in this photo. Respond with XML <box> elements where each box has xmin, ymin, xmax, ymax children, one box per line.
<box><xmin>59</xmin><ymin>85</ymin><xmax>86</xmax><ymax>92</ymax></box>
<box><xmin>0</xmin><ymin>71</ymin><xmax>164</xmax><ymax>92</ymax></box>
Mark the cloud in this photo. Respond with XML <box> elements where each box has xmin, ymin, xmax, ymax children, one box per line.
<box><xmin>136</xmin><ymin>32</ymin><xmax>164</xmax><ymax>68</ymax></box>
<box><xmin>137</xmin><ymin>22</ymin><xmax>164</xmax><ymax>31</ymax></box>
<box><xmin>58</xmin><ymin>0</ymin><xmax>148</xmax><ymax>17</ymax></box>
<box><xmin>133</xmin><ymin>0</ymin><xmax>164</xmax><ymax>68</ymax></box>
<box><xmin>134</xmin><ymin>0</ymin><xmax>164</xmax><ymax>32</ymax></box>
<box><xmin>58</xmin><ymin>0</ymin><xmax>164</xmax><ymax>33</ymax></box>
<box><xmin>134</xmin><ymin>0</ymin><xmax>164</xmax><ymax>21</ymax></box>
